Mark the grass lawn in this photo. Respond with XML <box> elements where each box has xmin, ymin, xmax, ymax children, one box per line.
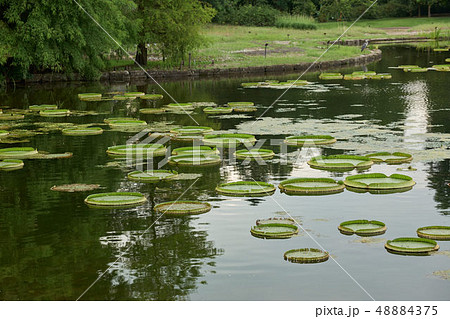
<box><xmin>106</xmin><ymin>17</ymin><xmax>450</xmax><ymax>71</ymax></box>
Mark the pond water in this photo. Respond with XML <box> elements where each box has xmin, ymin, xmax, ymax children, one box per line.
<box><xmin>0</xmin><ymin>46</ymin><xmax>449</xmax><ymax>300</ymax></box>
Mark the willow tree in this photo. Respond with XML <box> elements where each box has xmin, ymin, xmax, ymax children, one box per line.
<box><xmin>0</xmin><ymin>0</ymin><xmax>136</xmax><ymax>80</ymax></box>
<box><xmin>135</xmin><ymin>0</ymin><xmax>216</xmax><ymax>66</ymax></box>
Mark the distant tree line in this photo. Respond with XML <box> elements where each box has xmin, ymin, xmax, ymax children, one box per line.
<box><xmin>205</xmin><ymin>0</ymin><xmax>450</xmax><ymax>23</ymax></box>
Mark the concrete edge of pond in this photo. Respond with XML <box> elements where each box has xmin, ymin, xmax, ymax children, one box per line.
<box><xmin>21</xmin><ymin>49</ymin><xmax>382</xmax><ymax>85</ymax></box>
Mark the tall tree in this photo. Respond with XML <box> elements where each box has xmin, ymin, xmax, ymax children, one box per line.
<box><xmin>0</xmin><ymin>0</ymin><xmax>137</xmax><ymax>80</ymax></box>
<box><xmin>135</xmin><ymin>0</ymin><xmax>216</xmax><ymax>66</ymax></box>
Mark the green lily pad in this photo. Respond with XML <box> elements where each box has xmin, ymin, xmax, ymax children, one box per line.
<box><xmin>308</xmin><ymin>155</ymin><xmax>373</xmax><ymax>171</ymax></box>
<box><xmin>140</xmin><ymin>94</ymin><xmax>164</xmax><ymax>100</ymax></box>
<box><xmin>140</xmin><ymin>108</ymin><xmax>166</xmax><ymax>114</ymax></box>
<box><xmin>108</xmin><ymin>119</ymin><xmax>147</xmax><ymax>128</ymax></box>
<box><xmin>319</xmin><ymin>73</ymin><xmax>343</xmax><ymax>80</ymax></box>
<box><xmin>367</xmin><ymin>73</ymin><xmax>392</xmax><ymax>80</ymax></box>
<box><xmin>279</xmin><ymin>178</ymin><xmax>345</xmax><ymax>195</ymax></box>
<box><xmin>203</xmin><ymin>106</ymin><xmax>233</xmax><ymax>114</ymax></box>
<box><xmin>284</xmin><ymin>248</ymin><xmax>329</xmax><ymax>263</ymax></box>
<box><xmin>227</xmin><ymin>102</ymin><xmax>254</xmax><ymax>107</ymax></box>
<box><xmin>29</xmin><ymin>152</ymin><xmax>73</xmax><ymax>159</ymax></box>
<box><xmin>344</xmin><ymin>173</ymin><xmax>416</xmax><ymax>192</ymax></box>
<box><xmin>169</xmin><ymin>154</ymin><xmax>221</xmax><ymax>166</ymax></box>
<box><xmin>172</xmin><ymin>146</ymin><xmax>218</xmax><ymax>156</ymax></box>
<box><xmin>170</xmin><ymin>126</ymin><xmax>214</xmax><ymax>135</ymax></box>
<box><xmin>256</xmin><ymin>217</ymin><xmax>295</xmax><ymax>225</ymax></box>
<box><xmin>104</xmin><ymin>117</ymin><xmax>136</xmax><ymax>124</ymax></box>
<box><xmin>250</xmin><ymin>223</ymin><xmax>299</xmax><ymax>239</ymax></box>
<box><xmin>0</xmin><ymin>130</ymin><xmax>9</xmax><ymax>137</ymax></box>
<box><xmin>338</xmin><ymin>220</ymin><xmax>386</xmax><ymax>236</ymax></box>
<box><xmin>365</xmin><ymin>152</ymin><xmax>412</xmax><ymax>164</ymax></box>
<box><xmin>85</xmin><ymin>192</ymin><xmax>147</xmax><ymax>208</ymax></box>
<box><xmin>113</xmin><ymin>95</ymin><xmax>135</xmax><ymax>100</ymax></box>
<box><xmin>78</xmin><ymin>93</ymin><xmax>102</xmax><ymax>100</ymax></box>
<box><xmin>40</xmin><ymin>109</ymin><xmax>71</xmax><ymax>117</ymax></box>
<box><xmin>0</xmin><ymin>159</ymin><xmax>24</xmax><ymax>171</ymax></box>
<box><xmin>166</xmin><ymin>103</ymin><xmax>194</xmax><ymax>110</ymax></box>
<box><xmin>62</xmin><ymin>127</ymin><xmax>103</xmax><ymax>136</ymax></box>
<box><xmin>154</xmin><ymin>201</ymin><xmax>211</xmax><ymax>215</ymax></box>
<box><xmin>285</xmin><ymin>135</ymin><xmax>336</xmax><ymax>146</ymax></box>
<box><xmin>203</xmin><ymin>133</ymin><xmax>256</xmax><ymax>148</ymax></box>
<box><xmin>417</xmin><ymin>226</ymin><xmax>450</xmax><ymax>241</ymax></box>
<box><xmin>124</xmin><ymin>92</ymin><xmax>145</xmax><ymax>97</ymax></box>
<box><xmin>51</xmin><ymin>184</ymin><xmax>101</xmax><ymax>192</ymax></box>
<box><xmin>385</xmin><ymin>237</ymin><xmax>439</xmax><ymax>256</ymax></box>
<box><xmin>106</xmin><ymin>144</ymin><xmax>166</xmax><ymax>158</ymax></box>
<box><xmin>216</xmin><ymin>181</ymin><xmax>276</xmax><ymax>196</ymax></box>
<box><xmin>235</xmin><ymin>149</ymin><xmax>274</xmax><ymax>160</ymax></box>
<box><xmin>29</xmin><ymin>104</ymin><xmax>58</xmax><ymax>111</ymax></box>
<box><xmin>0</xmin><ymin>114</ymin><xmax>25</xmax><ymax>121</ymax></box>
<box><xmin>0</xmin><ymin>147</ymin><xmax>38</xmax><ymax>159</ymax></box>
<box><xmin>127</xmin><ymin>170</ymin><xmax>178</xmax><ymax>183</ymax></box>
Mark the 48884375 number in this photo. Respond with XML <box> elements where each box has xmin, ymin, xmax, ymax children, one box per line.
<box><xmin>376</xmin><ymin>306</ymin><xmax>437</xmax><ymax>316</ymax></box>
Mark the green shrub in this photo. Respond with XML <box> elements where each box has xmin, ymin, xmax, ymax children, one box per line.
<box><xmin>275</xmin><ymin>14</ymin><xmax>318</xmax><ymax>30</ymax></box>
<box><xmin>234</xmin><ymin>5</ymin><xmax>279</xmax><ymax>27</ymax></box>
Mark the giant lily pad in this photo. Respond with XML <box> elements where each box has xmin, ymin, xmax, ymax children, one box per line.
<box><xmin>235</xmin><ymin>149</ymin><xmax>274</xmax><ymax>160</ymax></box>
<box><xmin>250</xmin><ymin>223</ymin><xmax>299</xmax><ymax>239</ymax></box>
<box><xmin>106</xmin><ymin>144</ymin><xmax>166</xmax><ymax>158</ymax></box>
<box><xmin>279</xmin><ymin>178</ymin><xmax>344</xmax><ymax>195</ymax></box>
<box><xmin>29</xmin><ymin>104</ymin><xmax>58</xmax><ymax>111</ymax></box>
<box><xmin>319</xmin><ymin>73</ymin><xmax>343</xmax><ymax>80</ymax></box>
<box><xmin>140</xmin><ymin>108</ymin><xmax>166</xmax><ymax>114</ymax></box>
<box><xmin>166</xmin><ymin>103</ymin><xmax>194</xmax><ymax>110</ymax></box>
<box><xmin>154</xmin><ymin>201</ymin><xmax>211</xmax><ymax>215</ymax></box>
<box><xmin>0</xmin><ymin>159</ymin><xmax>24</xmax><ymax>171</ymax></box>
<box><xmin>285</xmin><ymin>135</ymin><xmax>336</xmax><ymax>146</ymax></box>
<box><xmin>78</xmin><ymin>93</ymin><xmax>102</xmax><ymax>101</ymax></box>
<box><xmin>385</xmin><ymin>237</ymin><xmax>439</xmax><ymax>256</ymax></box>
<box><xmin>85</xmin><ymin>192</ymin><xmax>147</xmax><ymax>208</ymax></box>
<box><xmin>338</xmin><ymin>220</ymin><xmax>386</xmax><ymax>236</ymax></box>
<box><xmin>127</xmin><ymin>170</ymin><xmax>177</xmax><ymax>183</ymax></box>
<box><xmin>203</xmin><ymin>106</ymin><xmax>233</xmax><ymax>114</ymax></box>
<box><xmin>62</xmin><ymin>127</ymin><xmax>103</xmax><ymax>136</ymax></box>
<box><xmin>284</xmin><ymin>248</ymin><xmax>329</xmax><ymax>263</ymax></box>
<box><xmin>256</xmin><ymin>217</ymin><xmax>296</xmax><ymax>225</ymax></box>
<box><xmin>140</xmin><ymin>94</ymin><xmax>163</xmax><ymax>100</ymax></box>
<box><xmin>0</xmin><ymin>147</ymin><xmax>38</xmax><ymax>159</ymax></box>
<box><xmin>308</xmin><ymin>155</ymin><xmax>373</xmax><ymax>171</ymax></box>
<box><xmin>344</xmin><ymin>173</ymin><xmax>416</xmax><ymax>192</ymax></box>
<box><xmin>365</xmin><ymin>152</ymin><xmax>412</xmax><ymax>164</ymax></box>
<box><xmin>51</xmin><ymin>184</ymin><xmax>101</xmax><ymax>192</ymax></box>
<box><xmin>417</xmin><ymin>226</ymin><xmax>450</xmax><ymax>241</ymax></box>
<box><xmin>216</xmin><ymin>181</ymin><xmax>275</xmax><ymax>196</ymax></box>
<box><xmin>124</xmin><ymin>92</ymin><xmax>145</xmax><ymax>97</ymax></box>
<box><xmin>203</xmin><ymin>133</ymin><xmax>256</xmax><ymax>148</ymax></box>
<box><xmin>0</xmin><ymin>114</ymin><xmax>25</xmax><ymax>121</ymax></box>
<box><xmin>169</xmin><ymin>154</ymin><xmax>221</xmax><ymax>166</ymax></box>
<box><xmin>172</xmin><ymin>146</ymin><xmax>218</xmax><ymax>156</ymax></box>
<box><xmin>108</xmin><ymin>119</ymin><xmax>147</xmax><ymax>128</ymax></box>
<box><xmin>170</xmin><ymin>126</ymin><xmax>214</xmax><ymax>135</ymax></box>
<box><xmin>40</xmin><ymin>109</ymin><xmax>71</xmax><ymax>117</ymax></box>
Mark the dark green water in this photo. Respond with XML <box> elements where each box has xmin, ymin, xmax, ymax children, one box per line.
<box><xmin>0</xmin><ymin>46</ymin><xmax>449</xmax><ymax>300</ymax></box>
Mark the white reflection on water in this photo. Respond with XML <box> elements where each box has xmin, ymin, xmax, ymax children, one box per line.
<box><xmin>402</xmin><ymin>80</ymin><xmax>430</xmax><ymax>150</ymax></box>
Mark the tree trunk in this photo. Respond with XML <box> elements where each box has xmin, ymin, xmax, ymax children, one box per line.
<box><xmin>428</xmin><ymin>5</ymin><xmax>431</xmax><ymax>18</ymax></box>
<box><xmin>418</xmin><ymin>5</ymin><xmax>421</xmax><ymax>17</ymax></box>
<box><xmin>135</xmin><ymin>42</ymin><xmax>147</xmax><ymax>66</ymax></box>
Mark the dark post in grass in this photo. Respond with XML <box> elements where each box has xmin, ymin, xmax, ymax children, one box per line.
<box><xmin>265</xmin><ymin>43</ymin><xmax>269</xmax><ymax>58</ymax></box>
<box><xmin>189</xmin><ymin>53</ymin><xmax>191</xmax><ymax>69</ymax></box>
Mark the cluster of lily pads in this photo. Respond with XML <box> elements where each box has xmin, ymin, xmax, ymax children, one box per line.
<box><xmin>0</xmin><ymin>146</ymin><xmax>73</xmax><ymax>171</ymax></box>
<box><xmin>391</xmin><ymin>64</ymin><xmax>450</xmax><ymax>73</ymax></box>
<box><xmin>78</xmin><ymin>92</ymin><xmax>164</xmax><ymax>101</ymax></box>
<box><xmin>241</xmin><ymin>79</ymin><xmax>309</xmax><ymax>89</ymax></box>
<box><xmin>319</xmin><ymin>71</ymin><xmax>392</xmax><ymax>80</ymax></box>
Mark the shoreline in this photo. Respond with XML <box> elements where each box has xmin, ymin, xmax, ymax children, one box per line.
<box><xmin>21</xmin><ymin>49</ymin><xmax>382</xmax><ymax>85</ymax></box>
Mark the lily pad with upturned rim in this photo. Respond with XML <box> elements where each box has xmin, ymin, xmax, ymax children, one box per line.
<box><xmin>127</xmin><ymin>170</ymin><xmax>178</xmax><ymax>183</ymax></box>
<box><xmin>85</xmin><ymin>192</ymin><xmax>147</xmax><ymax>208</ymax></box>
<box><xmin>285</xmin><ymin>135</ymin><xmax>336</xmax><ymax>146</ymax></box>
<box><xmin>124</xmin><ymin>92</ymin><xmax>145</xmax><ymax>97</ymax></box>
<box><xmin>344</xmin><ymin>173</ymin><xmax>416</xmax><ymax>191</ymax></box>
<box><xmin>319</xmin><ymin>73</ymin><xmax>343</xmax><ymax>80</ymax></box>
<box><xmin>385</xmin><ymin>237</ymin><xmax>439</xmax><ymax>255</ymax></box>
<box><xmin>170</xmin><ymin>126</ymin><xmax>214</xmax><ymax>135</ymax></box>
<box><xmin>0</xmin><ymin>130</ymin><xmax>9</xmax><ymax>137</ymax></box>
<box><xmin>140</xmin><ymin>108</ymin><xmax>166</xmax><ymax>114</ymax></box>
<box><xmin>284</xmin><ymin>248</ymin><xmax>329</xmax><ymax>263</ymax></box>
<box><xmin>216</xmin><ymin>181</ymin><xmax>276</xmax><ymax>196</ymax></box>
<box><xmin>235</xmin><ymin>149</ymin><xmax>274</xmax><ymax>160</ymax></box>
<box><xmin>39</xmin><ymin>109</ymin><xmax>71</xmax><ymax>117</ymax></box>
<box><xmin>29</xmin><ymin>104</ymin><xmax>58</xmax><ymax>111</ymax></box>
<box><xmin>227</xmin><ymin>102</ymin><xmax>254</xmax><ymax>107</ymax></box>
<box><xmin>0</xmin><ymin>114</ymin><xmax>25</xmax><ymax>121</ymax></box>
<box><xmin>140</xmin><ymin>94</ymin><xmax>163</xmax><ymax>100</ymax></box>
<box><xmin>250</xmin><ymin>223</ymin><xmax>299</xmax><ymax>239</ymax></box>
<box><xmin>256</xmin><ymin>217</ymin><xmax>296</xmax><ymax>226</ymax></box>
<box><xmin>0</xmin><ymin>147</ymin><xmax>38</xmax><ymax>159</ymax></box>
<box><xmin>154</xmin><ymin>201</ymin><xmax>211</xmax><ymax>215</ymax></box>
<box><xmin>51</xmin><ymin>184</ymin><xmax>101</xmax><ymax>192</ymax></box>
<box><xmin>172</xmin><ymin>146</ymin><xmax>219</xmax><ymax>156</ymax></box>
<box><xmin>365</xmin><ymin>152</ymin><xmax>412</xmax><ymax>164</ymax></box>
<box><xmin>0</xmin><ymin>159</ymin><xmax>24</xmax><ymax>171</ymax></box>
<box><xmin>279</xmin><ymin>178</ymin><xmax>345</xmax><ymax>195</ymax></box>
<box><xmin>30</xmin><ymin>152</ymin><xmax>73</xmax><ymax>159</ymax></box>
<box><xmin>203</xmin><ymin>106</ymin><xmax>233</xmax><ymax>114</ymax></box>
<box><xmin>107</xmin><ymin>144</ymin><xmax>167</xmax><ymax>158</ymax></box>
<box><xmin>308</xmin><ymin>155</ymin><xmax>373</xmax><ymax>171</ymax></box>
<box><xmin>166</xmin><ymin>103</ymin><xmax>194</xmax><ymax>110</ymax></box>
<box><xmin>203</xmin><ymin>133</ymin><xmax>256</xmax><ymax>148</ymax></box>
<box><xmin>78</xmin><ymin>93</ymin><xmax>102</xmax><ymax>100</ymax></box>
<box><xmin>417</xmin><ymin>226</ymin><xmax>450</xmax><ymax>241</ymax></box>
<box><xmin>108</xmin><ymin>119</ymin><xmax>147</xmax><ymax>128</ymax></box>
<box><xmin>169</xmin><ymin>154</ymin><xmax>221</xmax><ymax>166</ymax></box>
<box><xmin>62</xmin><ymin>127</ymin><xmax>104</xmax><ymax>136</ymax></box>
<box><xmin>338</xmin><ymin>220</ymin><xmax>386</xmax><ymax>236</ymax></box>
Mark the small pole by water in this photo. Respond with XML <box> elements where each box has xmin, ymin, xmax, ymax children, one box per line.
<box><xmin>189</xmin><ymin>53</ymin><xmax>191</xmax><ymax>69</ymax></box>
<box><xmin>265</xmin><ymin>43</ymin><xmax>268</xmax><ymax>59</ymax></box>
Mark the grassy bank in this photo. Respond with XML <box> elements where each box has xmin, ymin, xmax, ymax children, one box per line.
<box><xmin>106</xmin><ymin>17</ymin><xmax>450</xmax><ymax>71</ymax></box>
